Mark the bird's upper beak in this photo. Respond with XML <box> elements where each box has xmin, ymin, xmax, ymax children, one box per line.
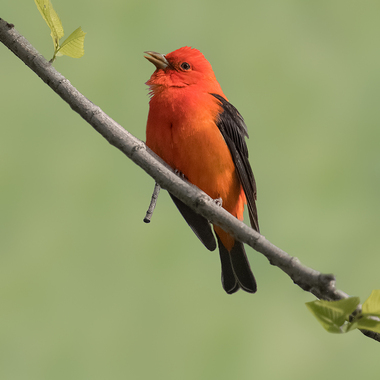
<box><xmin>144</xmin><ymin>51</ymin><xmax>171</xmax><ymax>70</ymax></box>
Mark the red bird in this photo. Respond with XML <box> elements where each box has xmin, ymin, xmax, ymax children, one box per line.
<box><xmin>145</xmin><ymin>47</ymin><xmax>259</xmax><ymax>294</ymax></box>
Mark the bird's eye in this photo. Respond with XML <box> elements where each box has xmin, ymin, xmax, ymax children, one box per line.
<box><xmin>180</xmin><ymin>62</ymin><xmax>191</xmax><ymax>71</ymax></box>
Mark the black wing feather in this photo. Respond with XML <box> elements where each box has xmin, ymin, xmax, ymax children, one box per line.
<box><xmin>169</xmin><ymin>193</ymin><xmax>217</xmax><ymax>251</ymax></box>
<box><xmin>210</xmin><ymin>93</ymin><xmax>259</xmax><ymax>232</ymax></box>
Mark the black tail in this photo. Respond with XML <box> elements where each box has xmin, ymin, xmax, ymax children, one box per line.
<box><xmin>217</xmin><ymin>235</ymin><xmax>257</xmax><ymax>294</ymax></box>
<box><xmin>169</xmin><ymin>193</ymin><xmax>256</xmax><ymax>294</ymax></box>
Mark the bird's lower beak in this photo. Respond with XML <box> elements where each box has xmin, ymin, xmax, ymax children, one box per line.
<box><xmin>144</xmin><ymin>51</ymin><xmax>170</xmax><ymax>70</ymax></box>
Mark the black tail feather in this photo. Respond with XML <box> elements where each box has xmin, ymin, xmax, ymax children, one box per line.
<box><xmin>218</xmin><ymin>240</ymin><xmax>240</xmax><ymax>294</ymax></box>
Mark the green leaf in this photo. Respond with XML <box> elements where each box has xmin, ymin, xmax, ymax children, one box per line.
<box><xmin>344</xmin><ymin>320</ymin><xmax>359</xmax><ymax>333</ymax></box>
<box><xmin>34</xmin><ymin>0</ymin><xmax>86</xmax><ymax>62</ymax></box>
<box><xmin>34</xmin><ymin>0</ymin><xmax>64</xmax><ymax>48</ymax></box>
<box><xmin>306</xmin><ymin>297</ymin><xmax>360</xmax><ymax>333</ymax></box>
<box><xmin>356</xmin><ymin>315</ymin><xmax>380</xmax><ymax>334</ymax></box>
<box><xmin>362</xmin><ymin>290</ymin><xmax>380</xmax><ymax>317</ymax></box>
<box><xmin>57</xmin><ymin>27</ymin><xmax>86</xmax><ymax>58</ymax></box>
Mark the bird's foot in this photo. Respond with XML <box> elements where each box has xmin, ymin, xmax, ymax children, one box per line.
<box><xmin>174</xmin><ymin>169</ymin><xmax>187</xmax><ymax>180</ymax></box>
<box><xmin>213</xmin><ymin>197</ymin><xmax>223</xmax><ymax>207</ymax></box>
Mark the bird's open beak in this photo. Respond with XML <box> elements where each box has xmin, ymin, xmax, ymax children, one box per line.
<box><xmin>144</xmin><ymin>51</ymin><xmax>171</xmax><ymax>70</ymax></box>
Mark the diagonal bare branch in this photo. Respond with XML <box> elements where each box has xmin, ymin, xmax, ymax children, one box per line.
<box><xmin>1</xmin><ymin>18</ymin><xmax>378</xmax><ymax>342</ymax></box>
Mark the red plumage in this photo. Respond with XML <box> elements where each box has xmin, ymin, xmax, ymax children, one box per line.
<box><xmin>145</xmin><ymin>47</ymin><xmax>259</xmax><ymax>294</ymax></box>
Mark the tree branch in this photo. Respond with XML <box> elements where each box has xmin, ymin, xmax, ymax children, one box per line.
<box><xmin>1</xmin><ymin>18</ymin><xmax>378</xmax><ymax>342</ymax></box>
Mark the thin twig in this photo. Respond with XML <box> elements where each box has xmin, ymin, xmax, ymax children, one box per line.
<box><xmin>143</xmin><ymin>182</ymin><xmax>161</xmax><ymax>223</ymax></box>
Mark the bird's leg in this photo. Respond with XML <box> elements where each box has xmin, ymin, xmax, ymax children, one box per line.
<box><xmin>143</xmin><ymin>182</ymin><xmax>161</xmax><ymax>223</ymax></box>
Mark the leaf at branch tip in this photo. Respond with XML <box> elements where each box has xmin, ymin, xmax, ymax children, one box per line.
<box><xmin>34</xmin><ymin>0</ymin><xmax>64</xmax><ymax>47</ymax></box>
<box><xmin>306</xmin><ymin>297</ymin><xmax>360</xmax><ymax>333</ymax></box>
<box><xmin>362</xmin><ymin>290</ymin><xmax>380</xmax><ymax>317</ymax></box>
<box><xmin>57</xmin><ymin>27</ymin><xmax>86</xmax><ymax>58</ymax></box>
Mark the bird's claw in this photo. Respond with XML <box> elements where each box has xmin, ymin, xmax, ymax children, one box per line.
<box><xmin>213</xmin><ymin>197</ymin><xmax>223</xmax><ymax>207</ymax></box>
<box><xmin>174</xmin><ymin>169</ymin><xmax>187</xmax><ymax>180</ymax></box>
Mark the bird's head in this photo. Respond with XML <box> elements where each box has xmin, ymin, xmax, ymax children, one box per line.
<box><xmin>145</xmin><ymin>47</ymin><xmax>222</xmax><ymax>93</ymax></box>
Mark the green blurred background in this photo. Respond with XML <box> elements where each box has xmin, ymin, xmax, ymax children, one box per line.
<box><xmin>1</xmin><ymin>1</ymin><xmax>380</xmax><ymax>379</ymax></box>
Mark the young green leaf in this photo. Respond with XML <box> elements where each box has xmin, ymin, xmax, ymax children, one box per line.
<box><xmin>306</xmin><ymin>297</ymin><xmax>360</xmax><ymax>333</ymax></box>
<box><xmin>356</xmin><ymin>315</ymin><xmax>380</xmax><ymax>334</ymax></box>
<box><xmin>362</xmin><ymin>290</ymin><xmax>380</xmax><ymax>317</ymax></box>
<box><xmin>34</xmin><ymin>0</ymin><xmax>64</xmax><ymax>48</ymax></box>
<box><xmin>57</xmin><ymin>27</ymin><xmax>86</xmax><ymax>58</ymax></box>
<box><xmin>306</xmin><ymin>302</ymin><xmax>343</xmax><ymax>333</ymax></box>
<box><xmin>34</xmin><ymin>0</ymin><xmax>86</xmax><ymax>62</ymax></box>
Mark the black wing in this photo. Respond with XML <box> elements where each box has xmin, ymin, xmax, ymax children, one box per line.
<box><xmin>210</xmin><ymin>93</ymin><xmax>259</xmax><ymax>232</ymax></box>
<box><xmin>169</xmin><ymin>194</ymin><xmax>217</xmax><ymax>251</ymax></box>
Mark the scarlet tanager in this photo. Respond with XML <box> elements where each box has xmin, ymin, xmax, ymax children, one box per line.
<box><xmin>145</xmin><ymin>47</ymin><xmax>259</xmax><ymax>294</ymax></box>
